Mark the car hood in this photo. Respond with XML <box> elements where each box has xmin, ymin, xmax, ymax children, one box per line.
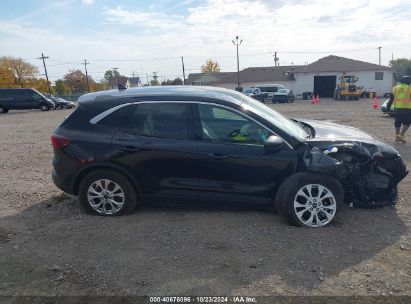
<box><xmin>273</xmin><ymin>92</ymin><xmax>288</xmax><ymax>96</ymax></box>
<box><xmin>296</xmin><ymin>118</ymin><xmax>400</xmax><ymax>156</ymax></box>
<box><xmin>297</xmin><ymin>118</ymin><xmax>373</xmax><ymax>141</ymax></box>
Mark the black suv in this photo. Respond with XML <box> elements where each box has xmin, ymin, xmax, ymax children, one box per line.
<box><xmin>0</xmin><ymin>88</ymin><xmax>55</xmax><ymax>113</ymax></box>
<box><xmin>51</xmin><ymin>86</ymin><xmax>407</xmax><ymax>228</ymax></box>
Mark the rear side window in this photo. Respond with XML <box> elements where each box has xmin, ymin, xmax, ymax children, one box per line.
<box><xmin>258</xmin><ymin>87</ymin><xmax>278</xmax><ymax>93</ymax></box>
<box><xmin>127</xmin><ymin>103</ymin><xmax>191</xmax><ymax>140</ymax></box>
<box><xmin>98</xmin><ymin>105</ymin><xmax>131</xmax><ymax>129</ymax></box>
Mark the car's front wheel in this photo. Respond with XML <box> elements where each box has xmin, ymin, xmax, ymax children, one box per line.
<box><xmin>78</xmin><ymin>169</ymin><xmax>138</xmax><ymax>216</ymax></box>
<box><xmin>40</xmin><ymin>105</ymin><xmax>50</xmax><ymax>111</ymax></box>
<box><xmin>275</xmin><ymin>173</ymin><xmax>343</xmax><ymax>228</ymax></box>
<box><xmin>0</xmin><ymin>106</ymin><xmax>9</xmax><ymax>113</ymax></box>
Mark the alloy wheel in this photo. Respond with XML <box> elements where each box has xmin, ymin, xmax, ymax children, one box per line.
<box><xmin>87</xmin><ymin>179</ymin><xmax>125</xmax><ymax>215</ymax></box>
<box><xmin>293</xmin><ymin>184</ymin><xmax>337</xmax><ymax>227</ymax></box>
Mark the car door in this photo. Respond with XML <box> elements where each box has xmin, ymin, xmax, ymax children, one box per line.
<box><xmin>18</xmin><ymin>90</ymin><xmax>35</xmax><ymax>109</ymax></box>
<box><xmin>194</xmin><ymin>103</ymin><xmax>298</xmax><ymax>204</ymax></box>
<box><xmin>111</xmin><ymin>102</ymin><xmax>200</xmax><ymax>201</ymax></box>
<box><xmin>10</xmin><ymin>90</ymin><xmax>27</xmax><ymax>109</ymax></box>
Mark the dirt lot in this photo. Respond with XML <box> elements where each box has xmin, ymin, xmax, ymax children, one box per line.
<box><xmin>0</xmin><ymin>99</ymin><xmax>410</xmax><ymax>297</ymax></box>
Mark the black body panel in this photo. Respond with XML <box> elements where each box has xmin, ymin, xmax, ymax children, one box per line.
<box><xmin>51</xmin><ymin>86</ymin><xmax>407</xmax><ymax>208</ymax></box>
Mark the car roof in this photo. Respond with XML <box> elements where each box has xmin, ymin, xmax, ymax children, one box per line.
<box><xmin>254</xmin><ymin>84</ymin><xmax>285</xmax><ymax>87</ymax></box>
<box><xmin>0</xmin><ymin>88</ymin><xmax>34</xmax><ymax>91</ymax></box>
<box><xmin>77</xmin><ymin>86</ymin><xmax>245</xmax><ymax>105</ymax></box>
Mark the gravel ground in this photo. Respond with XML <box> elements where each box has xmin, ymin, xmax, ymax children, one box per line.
<box><xmin>0</xmin><ymin>99</ymin><xmax>410</xmax><ymax>297</ymax></box>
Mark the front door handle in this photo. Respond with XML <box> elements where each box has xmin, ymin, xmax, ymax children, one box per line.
<box><xmin>122</xmin><ymin>145</ymin><xmax>141</xmax><ymax>152</ymax></box>
<box><xmin>208</xmin><ymin>153</ymin><xmax>238</xmax><ymax>159</ymax></box>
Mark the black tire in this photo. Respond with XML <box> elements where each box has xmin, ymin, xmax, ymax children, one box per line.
<box><xmin>274</xmin><ymin>173</ymin><xmax>343</xmax><ymax>228</ymax></box>
<box><xmin>78</xmin><ymin>169</ymin><xmax>138</xmax><ymax>216</ymax></box>
<box><xmin>0</xmin><ymin>106</ymin><xmax>9</xmax><ymax>113</ymax></box>
<box><xmin>40</xmin><ymin>105</ymin><xmax>50</xmax><ymax>111</ymax></box>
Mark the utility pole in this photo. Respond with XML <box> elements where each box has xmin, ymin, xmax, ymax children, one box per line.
<box><xmin>152</xmin><ymin>72</ymin><xmax>159</xmax><ymax>85</ymax></box>
<box><xmin>232</xmin><ymin>35</ymin><xmax>243</xmax><ymax>91</ymax></box>
<box><xmin>83</xmin><ymin>59</ymin><xmax>90</xmax><ymax>92</ymax></box>
<box><xmin>273</xmin><ymin>51</ymin><xmax>279</xmax><ymax>67</ymax></box>
<box><xmin>181</xmin><ymin>56</ymin><xmax>186</xmax><ymax>85</ymax></box>
<box><xmin>392</xmin><ymin>53</ymin><xmax>395</xmax><ymax>86</ymax></box>
<box><xmin>38</xmin><ymin>53</ymin><xmax>51</xmax><ymax>94</ymax></box>
<box><xmin>112</xmin><ymin>67</ymin><xmax>119</xmax><ymax>87</ymax></box>
<box><xmin>378</xmin><ymin>46</ymin><xmax>382</xmax><ymax>66</ymax></box>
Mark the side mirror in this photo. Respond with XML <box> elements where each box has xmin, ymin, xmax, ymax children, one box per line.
<box><xmin>264</xmin><ymin>135</ymin><xmax>285</xmax><ymax>153</ymax></box>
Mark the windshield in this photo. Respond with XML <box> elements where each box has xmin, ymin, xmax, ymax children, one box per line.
<box><xmin>244</xmin><ymin>89</ymin><xmax>253</xmax><ymax>93</ymax></box>
<box><xmin>241</xmin><ymin>95</ymin><xmax>308</xmax><ymax>141</ymax></box>
<box><xmin>33</xmin><ymin>89</ymin><xmax>49</xmax><ymax>100</ymax></box>
<box><xmin>278</xmin><ymin>89</ymin><xmax>288</xmax><ymax>93</ymax></box>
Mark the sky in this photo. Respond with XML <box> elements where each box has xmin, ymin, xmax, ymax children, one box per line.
<box><xmin>1</xmin><ymin>0</ymin><xmax>410</xmax><ymax>83</ymax></box>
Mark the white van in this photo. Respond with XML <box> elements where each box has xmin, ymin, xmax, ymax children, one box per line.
<box><xmin>255</xmin><ymin>84</ymin><xmax>285</xmax><ymax>99</ymax></box>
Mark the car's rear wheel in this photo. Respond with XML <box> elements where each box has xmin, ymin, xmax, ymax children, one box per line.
<box><xmin>275</xmin><ymin>173</ymin><xmax>343</xmax><ymax>228</ymax></box>
<box><xmin>79</xmin><ymin>169</ymin><xmax>138</xmax><ymax>216</ymax></box>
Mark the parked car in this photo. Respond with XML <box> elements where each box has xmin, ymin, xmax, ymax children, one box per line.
<box><xmin>45</xmin><ymin>94</ymin><xmax>75</xmax><ymax>109</ymax></box>
<box><xmin>381</xmin><ymin>99</ymin><xmax>394</xmax><ymax>116</ymax></box>
<box><xmin>272</xmin><ymin>89</ymin><xmax>295</xmax><ymax>103</ymax></box>
<box><xmin>243</xmin><ymin>87</ymin><xmax>268</xmax><ymax>102</ymax></box>
<box><xmin>0</xmin><ymin>88</ymin><xmax>55</xmax><ymax>113</ymax></box>
<box><xmin>255</xmin><ymin>84</ymin><xmax>285</xmax><ymax>99</ymax></box>
<box><xmin>51</xmin><ymin>86</ymin><xmax>407</xmax><ymax>228</ymax></box>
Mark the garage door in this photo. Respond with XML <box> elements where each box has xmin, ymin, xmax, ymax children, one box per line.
<box><xmin>314</xmin><ymin>76</ymin><xmax>337</xmax><ymax>98</ymax></box>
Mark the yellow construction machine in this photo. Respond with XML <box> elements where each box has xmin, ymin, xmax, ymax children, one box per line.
<box><xmin>334</xmin><ymin>75</ymin><xmax>362</xmax><ymax>100</ymax></box>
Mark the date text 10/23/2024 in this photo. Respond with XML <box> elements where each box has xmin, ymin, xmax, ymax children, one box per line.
<box><xmin>149</xmin><ymin>297</ymin><xmax>257</xmax><ymax>303</ymax></box>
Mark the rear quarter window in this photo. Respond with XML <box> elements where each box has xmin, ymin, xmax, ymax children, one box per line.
<box><xmin>97</xmin><ymin>105</ymin><xmax>132</xmax><ymax>130</ymax></box>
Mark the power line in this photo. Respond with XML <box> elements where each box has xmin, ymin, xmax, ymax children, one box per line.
<box><xmin>0</xmin><ymin>47</ymin><xmax>381</xmax><ymax>65</ymax></box>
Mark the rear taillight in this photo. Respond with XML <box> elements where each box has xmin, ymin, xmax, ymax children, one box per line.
<box><xmin>51</xmin><ymin>134</ymin><xmax>71</xmax><ymax>149</ymax></box>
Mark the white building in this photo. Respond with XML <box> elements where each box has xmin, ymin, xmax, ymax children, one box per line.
<box><xmin>187</xmin><ymin>55</ymin><xmax>393</xmax><ymax>98</ymax></box>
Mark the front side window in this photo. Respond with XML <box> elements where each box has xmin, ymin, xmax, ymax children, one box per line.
<box><xmin>198</xmin><ymin>104</ymin><xmax>270</xmax><ymax>145</ymax></box>
<box><xmin>128</xmin><ymin>103</ymin><xmax>191</xmax><ymax>140</ymax></box>
<box><xmin>32</xmin><ymin>93</ymin><xmax>42</xmax><ymax>100</ymax></box>
<box><xmin>242</xmin><ymin>95</ymin><xmax>308</xmax><ymax>141</ymax></box>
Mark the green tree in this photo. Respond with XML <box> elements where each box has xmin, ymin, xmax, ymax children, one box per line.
<box><xmin>201</xmin><ymin>59</ymin><xmax>220</xmax><ymax>73</ymax></box>
<box><xmin>54</xmin><ymin>79</ymin><xmax>70</xmax><ymax>96</ymax></box>
<box><xmin>104</xmin><ymin>69</ymin><xmax>122</xmax><ymax>81</ymax></box>
<box><xmin>172</xmin><ymin>77</ymin><xmax>183</xmax><ymax>85</ymax></box>
<box><xmin>150</xmin><ymin>79</ymin><xmax>160</xmax><ymax>86</ymax></box>
<box><xmin>63</xmin><ymin>69</ymin><xmax>94</xmax><ymax>93</ymax></box>
<box><xmin>390</xmin><ymin>58</ymin><xmax>411</xmax><ymax>82</ymax></box>
<box><xmin>161</xmin><ymin>77</ymin><xmax>184</xmax><ymax>86</ymax></box>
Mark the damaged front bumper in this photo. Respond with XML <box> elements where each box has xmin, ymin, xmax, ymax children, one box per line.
<box><xmin>303</xmin><ymin>142</ymin><xmax>408</xmax><ymax>207</ymax></box>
